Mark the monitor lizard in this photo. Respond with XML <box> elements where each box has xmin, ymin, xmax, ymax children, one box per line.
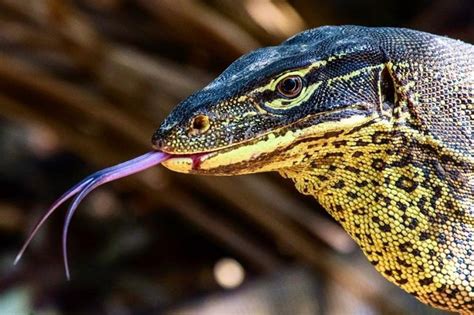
<box><xmin>16</xmin><ymin>26</ymin><xmax>474</xmax><ymax>313</ymax></box>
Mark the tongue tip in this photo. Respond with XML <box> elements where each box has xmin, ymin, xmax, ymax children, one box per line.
<box><xmin>13</xmin><ymin>253</ymin><xmax>22</xmax><ymax>266</ymax></box>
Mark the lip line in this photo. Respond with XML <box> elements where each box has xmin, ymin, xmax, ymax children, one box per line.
<box><xmin>160</xmin><ymin>149</ymin><xmax>216</xmax><ymax>160</ymax></box>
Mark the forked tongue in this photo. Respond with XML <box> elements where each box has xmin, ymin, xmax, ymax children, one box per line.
<box><xmin>14</xmin><ymin>151</ymin><xmax>169</xmax><ymax>279</ymax></box>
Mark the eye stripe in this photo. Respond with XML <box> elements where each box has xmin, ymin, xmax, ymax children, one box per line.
<box><xmin>325</xmin><ymin>64</ymin><xmax>384</xmax><ymax>86</ymax></box>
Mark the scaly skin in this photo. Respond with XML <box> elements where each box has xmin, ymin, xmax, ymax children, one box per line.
<box><xmin>152</xmin><ymin>26</ymin><xmax>474</xmax><ymax>313</ymax></box>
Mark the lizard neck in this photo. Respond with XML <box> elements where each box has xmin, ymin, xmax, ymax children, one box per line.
<box><xmin>279</xmin><ymin>119</ymin><xmax>474</xmax><ymax>311</ymax></box>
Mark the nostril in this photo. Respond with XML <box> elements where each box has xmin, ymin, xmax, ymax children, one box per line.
<box><xmin>189</xmin><ymin>114</ymin><xmax>210</xmax><ymax>136</ymax></box>
<box><xmin>151</xmin><ymin>135</ymin><xmax>165</xmax><ymax>150</ymax></box>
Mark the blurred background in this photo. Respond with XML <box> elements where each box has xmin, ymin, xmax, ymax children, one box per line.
<box><xmin>0</xmin><ymin>0</ymin><xmax>472</xmax><ymax>314</ymax></box>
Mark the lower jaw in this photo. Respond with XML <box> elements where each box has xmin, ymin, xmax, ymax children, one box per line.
<box><xmin>162</xmin><ymin>153</ymin><xmax>264</xmax><ymax>175</ymax></box>
<box><xmin>160</xmin><ymin>148</ymin><xmax>290</xmax><ymax>175</ymax></box>
<box><xmin>161</xmin><ymin>148</ymin><xmax>266</xmax><ymax>175</ymax></box>
<box><xmin>161</xmin><ymin>151</ymin><xmax>259</xmax><ymax>175</ymax></box>
<box><xmin>161</xmin><ymin>142</ymin><xmax>292</xmax><ymax>175</ymax></box>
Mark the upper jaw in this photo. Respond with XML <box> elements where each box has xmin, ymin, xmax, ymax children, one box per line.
<box><xmin>159</xmin><ymin>129</ymin><xmax>300</xmax><ymax>175</ymax></box>
<box><xmin>155</xmin><ymin>118</ymin><xmax>308</xmax><ymax>174</ymax></box>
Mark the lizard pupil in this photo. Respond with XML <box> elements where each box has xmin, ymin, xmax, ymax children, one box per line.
<box><xmin>277</xmin><ymin>75</ymin><xmax>303</xmax><ymax>98</ymax></box>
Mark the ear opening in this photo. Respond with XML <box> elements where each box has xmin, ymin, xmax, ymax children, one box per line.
<box><xmin>380</xmin><ymin>66</ymin><xmax>395</xmax><ymax>105</ymax></box>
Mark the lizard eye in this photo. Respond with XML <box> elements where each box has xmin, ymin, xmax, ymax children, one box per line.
<box><xmin>277</xmin><ymin>75</ymin><xmax>303</xmax><ymax>98</ymax></box>
<box><xmin>189</xmin><ymin>114</ymin><xmax>210</xmax><ymax>136</ymax></box>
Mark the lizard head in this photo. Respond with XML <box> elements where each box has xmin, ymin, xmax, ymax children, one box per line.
<box><xmin>153</xmin><ymin>26</ymin><xmax>393</xmax><ymax>175</ymax></box>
